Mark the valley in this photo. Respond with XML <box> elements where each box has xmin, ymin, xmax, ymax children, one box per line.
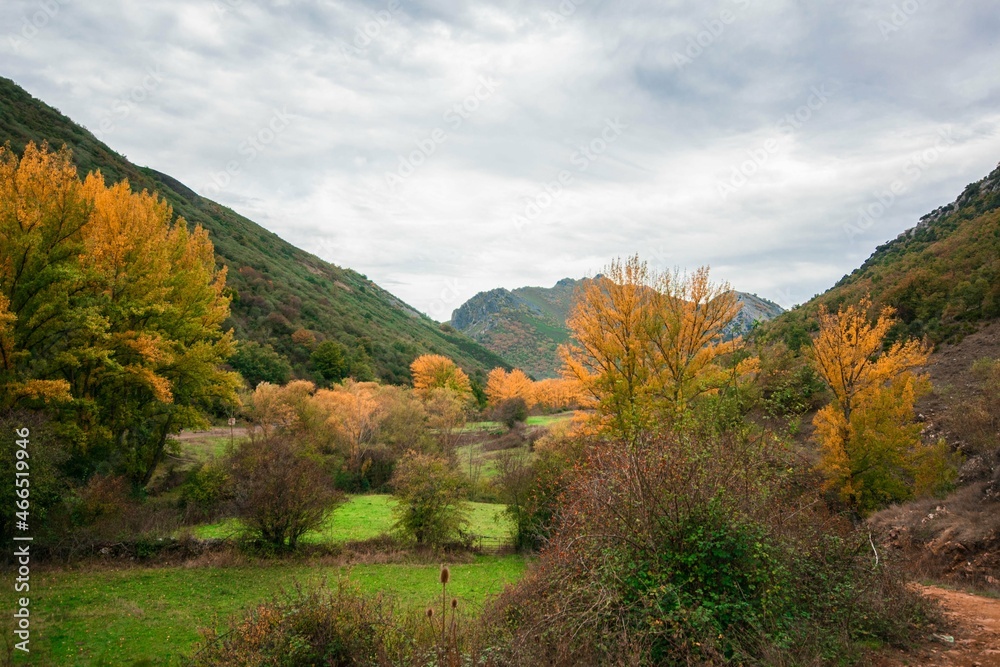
<box><xmin>2</xmin><ymin>19</ymin><xmax>1000</xmax><ymax>664</ymax></box>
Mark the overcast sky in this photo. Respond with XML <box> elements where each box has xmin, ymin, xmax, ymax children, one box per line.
<box><xmin>4</xmin><ymin>0</ymin><xmax>1000</xmax><ymax>319</ymax></box>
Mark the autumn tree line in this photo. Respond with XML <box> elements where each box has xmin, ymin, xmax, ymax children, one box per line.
<box><xmin>2</xmin><ymin>143</ymin><xmax>958</xmax><ymax>662</ymax></box>
<box><xmin>0</xmin><ymin>143</ymin><xmax>580</xmax><ymax>551</ymax></box>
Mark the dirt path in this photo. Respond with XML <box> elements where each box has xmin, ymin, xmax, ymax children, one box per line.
<box><xmin>879</xmin><ymin>585</ymin><xmax>1000</xmax><ymax>666</ymax></box>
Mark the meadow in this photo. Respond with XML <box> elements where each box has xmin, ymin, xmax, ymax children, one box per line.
<box><xmin>190</xmin><ymin>493</ymin><xmax>513</xmax><ymax>546</ymax></box>
<box><xmin>31</xmin><ymin>555</ymin><xmax>525</xmax><ymax>666</ymax></box>
<box><xmin>30</xmin><ymin>432</ymin><xmax>524</xmax><ymax>666</ymax></box>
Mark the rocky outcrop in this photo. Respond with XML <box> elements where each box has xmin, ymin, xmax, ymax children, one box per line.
<box><xmin>450</xmin><ymin>288</ymin><xmax>540</xmax><ymax>334</ymax></box>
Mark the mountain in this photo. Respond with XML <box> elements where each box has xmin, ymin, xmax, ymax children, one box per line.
<box><xmin>451</xmin><ymin>278</ymin><xmax>784</xmax><ymax>379</ymax></box>
<box><xmin>451</xmin><ymin>278</ymin><xmax>582</xmax><ymax>379</ymax></box>
<box><xmin>0</xmin><ymin>76</ymin><xmax>511</xmax><ymax>385</ymax></box>
<box><xmin>771</xmin><ymin>160</ymin><xmax>1000</xmax><ymax>347</ymax></box>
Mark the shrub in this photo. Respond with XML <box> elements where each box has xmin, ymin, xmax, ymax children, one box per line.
<box><xmin>188</xmin><ymin>582</ymin><xmax>409</xmax><ymax>666</ymax></box>
<box><xmin>188</xmin><ymin>572</ymin><xmax>492</xmax><ymax>666</ymax></box>
<box><xmin>55</xmin><ymin>473</ymin><xmax>182</xmax><ymax>557</ymax></box>
<box><xmin>493</xmin><ymin>436</ymin><xmax>579</xmax><ymax>552</ymax></box>
<box><xmin>756</xmin><ymin>342</ymin><xmax>827</xmax><ymax>416</ymax></box>
<box><xmin>390</xmin><ymin>450</ymin><xmax>469</xmax><ymax>547</ymax></box>
<box><xmin>949</xmin><ymin>357</ymin><xmax>1000</xmax><ymax>455</ymax></box>
<box><xmin>492</xmin><ymin>397</ymin><xmax>528</xmax><ymax>430</ymax></box>
<box><xmin>333</xmin><ymin>444</ymin><xmax>396</xmax><ymax>493</ymax></box>
<box><xmin>0</xmin><ymin>411</ymin><xmax>67</xmax><ymax>546</ymax></box>
<box><xmin>179</xmin><ymin>460</ymin><xmax>231</xmax><ymax>521</ymax></box>
<box><xmin>229</xmin><ymin>340</ymin><xmax>292</xmax><ymax>389</ymax></box>
<box><xmin>484</xmin><ymin>432</ymin><xmax>928</xmax><ymax>665</ymax></box>
<box><xmin>228</xmin><ymin>434</ymin><xmax>343</xmax><ymax>550</ymax></box>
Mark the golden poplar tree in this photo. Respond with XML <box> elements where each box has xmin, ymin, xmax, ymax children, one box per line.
<box><xmin>560</xmin><ymin>256</ymin><xmax>655</xmax><ymax>441</ymax></box>
<box><xmin>560</xmin><ymin>256</ymin><xmax>742</xmax><ymax>441</ymax></box>
<box><xmin>315</xmin><ymin>380</ymin><xmax>383</xmax><ymax>466</ymax></box>
<box><xmin>531</xmin><ymin>377</ymin><xmax>583</xmax><ymax>412</ymax></box>
<box><xmin>410</xmin><ymin>354</ymin><xmax>471</xmax><ymax>399</ymax></box>
<box><xmin>0</xmin><ymin>143</ymin><xmax>238</xmax><ymax>486</ymax></box>
<box><xmin>0</xmin><ymin>143</ymin><xmax>86</xmax><ymax>406</ymax></box>
<box><xmin>647</xmin><ymin>266</ymin><xmax>741</xmax><ymax>416</ymax></box>
<box><xmin>811</xmin><ymin>298</ymin><xmax>952</xmax><ymax>514</ymax></box>
<box><xmin>485</xmin><ymin>367</ymin><xmax>535</xmax><ymax>407</ymax></box>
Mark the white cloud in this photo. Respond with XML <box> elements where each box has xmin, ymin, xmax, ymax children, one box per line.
<box><xmin>2</xmin><ymin>0</ymin><xmax>1000</xmax><ymax>316</ymax></box>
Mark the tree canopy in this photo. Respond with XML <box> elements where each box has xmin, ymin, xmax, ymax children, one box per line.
<box><xmin>0</xmin><ymin>142</ymin><xmax>238</xmax><ymax>486</ymax></box>
<box><xmin>810</xmin><ymin>297</ymin><xmax>953</xmax><ymax>514</ymax></box>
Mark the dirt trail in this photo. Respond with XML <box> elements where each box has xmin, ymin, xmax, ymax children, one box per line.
<box><xmin>879</xmin><ymin>585</ymin><xmax>1000</xmax><ymax>666</ymax></box>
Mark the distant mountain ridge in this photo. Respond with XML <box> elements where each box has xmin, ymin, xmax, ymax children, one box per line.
<box><xmin>451</xmin><ymin>278</ymin><xmax>784</xmax><ymax>379</ymax></box>
<box><xmin>0</xmin><ymin>76</ymin><xmax>511</xmax><ymax>384</ymax></box>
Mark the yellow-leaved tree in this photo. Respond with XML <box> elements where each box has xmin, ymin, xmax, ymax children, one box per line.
<box><xmin>647</xmin><ymin>266</ymin><xmax>741</xmax><ymax>417</ymax></box>
<box><xmin>410</xmin><ymin>354</ymin><xmax>471</xmax><ymax>400</ymax></box>
<box><xmin>0</xmin><ymin>142</ymin><xmax>85</xmax><ymax>406</ymax></box>
<box><xmin>811</xmin><ymin>297</ymin><xmax>954</xmax><ymax>515</ymax></box>
<box><xmin>560</xmin><ymin>256</ymin><xmax>654</xmax><ymax>441</ymax></box>
<box><xmin>532</xmin><ymin>377</ymin><xmax>584</xmax><ymax>412</ymax></box>
<box><xmin>560</xmin><ymin>256</ymin><xmax>743</xmax><ymax>441</ymax></box>
<box><xmin>0</xmin><ymin>143</ymin><xmax>239</xmax><ymax>486</ymax></box>
<box><xmin>314</xmin><ymin>380</ymin><xmax>384</xmax><ymax>467</ymax></box>
<box><xmin>485</xmin><ymin>367</ymin><xmax>535</xmax><ymax>407</ymax></box>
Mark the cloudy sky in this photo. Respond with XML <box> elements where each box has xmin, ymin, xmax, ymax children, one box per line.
<box><xmin>4</xmin><ymin>0</ymin><xmax>1000</xmax><ymax>319</ymax></box>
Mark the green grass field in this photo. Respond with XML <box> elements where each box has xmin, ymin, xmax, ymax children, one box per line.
<box><xmin>31</xmin><ymin>555</ymin><xmax>526</xmax><ymax>666</ymax></box>
<box><xmin>455</xmin><ymin>411</ymin><xmax>576</xmax><ymax>482</ymax></box>
<box><xmin>191</xmin><ymin>494</ymin><xmax>513</xmax><ymax>544</ymax></box>
<box><xmin>525</xmin><ymin>412</ymin><xmax>575</xmax><ymax>427</ymax></box>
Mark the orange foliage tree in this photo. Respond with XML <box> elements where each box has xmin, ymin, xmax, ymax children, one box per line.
<box><xmin>410</xmin><ymin>354</ymin><xmax>471</xmax><ymax>399</ymax></box>
<box><xmin>531</xmin><ymin>378</ymin><xmax>584</xmax><ymax>412</ymax></box>
<box><xmin>560</xmin><ymin>256</ymin><xmax>742</xmax><ymax>441</ymax></box>
<box><xmin>485</xmin><ymin>367</ymin><xmax>535</xmax><ymax>407</ymax></box>
<box><xmin>314</xmin><ymin>380</ymin><xmax>384</xmax><ymax>466</ymax></box>
<box><xmin>810</xmin><ymin>298</ymin><xmax>953</xmax><ymax>514</ymax></box>
<box><xmin>647</xmin><ymin>266</ymin><xmax>741</xmax><ymax>415</ymax></box>
<box><xmin>0</xmin><ymin>143</ymin><xmax>239</xmax><ymax>486</ymax></box>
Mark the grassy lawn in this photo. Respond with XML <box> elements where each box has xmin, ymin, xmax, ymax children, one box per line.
<box><xmin>32</xmin><ymin>555</ymin><xmax>526</xmax><ymax>666</ymax></box>
<box><xmin>525</xmin><ymin>411</ymin><xmax>575</xmax><ymax>427</ymax></box>
<box><xmin>459</xmin><ymin>420</ymin><xmax>503</xmax><ymax>433</ymax></box>
<box><xmin>181</xmin><ymin>436</ymin><xmax>230</xmax><ymax>463</ymax></box>
<box><xmin>191</xmin><ymin>494</ymin><xmax>513</xmax><ymax>544</ymax></box>
<box><xmin>462</xmin><ymin>411</ymin><xmax>574</xmax><ymax>432</ymax></box>
<box><xmin>455</xmin><ymin>442</ymin><xmax>533</xmax><ymax>481</ymax></box>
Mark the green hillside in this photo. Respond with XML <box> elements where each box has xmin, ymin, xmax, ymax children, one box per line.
<box><xmin>770</xmin><ymin>161</ymin><xmax>1000</xmax><ymax>347</ymax></box>
<box><xmin>0</xmin><ymin>76</ymin><xmax>510</xmax><ymax>385</ymax></box>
